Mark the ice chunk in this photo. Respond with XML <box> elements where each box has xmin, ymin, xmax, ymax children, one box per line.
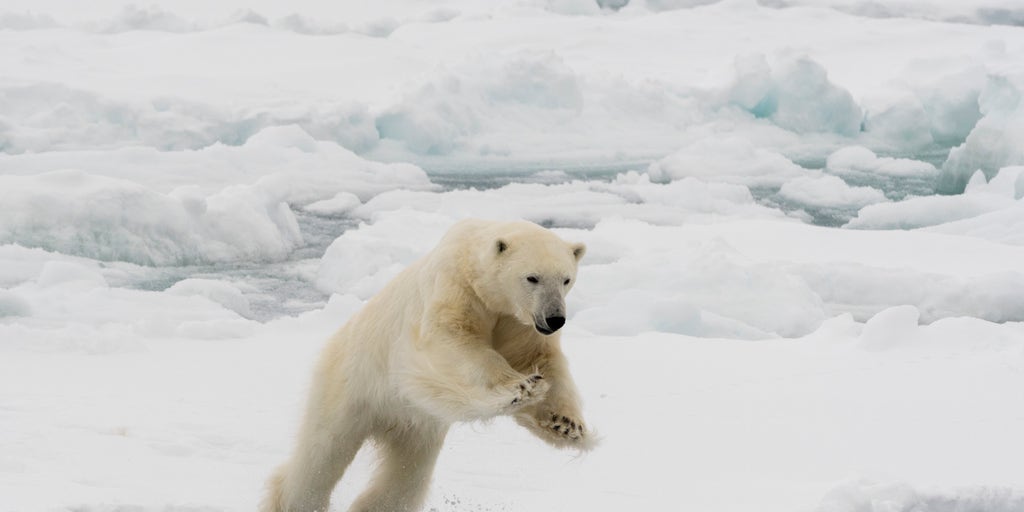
<box><xmin>845</xmin><ymin>193</ymin><xmax>1012</xmax><ymax>230</ymax></box>
<box><xmin>778</xmin><ymin>175</ymin><xmax>887</xmax><ymax>209</ymax></box>
<box><xmin>726</xmin><ymin>55</ymin><xmax>863</xmax><ymax>136</ymax></box>
<box><xmin>859</xmin><ymin>305</ymin><xmax>919</xmax><ymax>350</ymax></box>
<box><xmin>940</xmin><ymin>77</ymin><xmax>1024</xmax><ymax>193</ymax></box>
<box><xmin>302</xmin><ymin>192</ymin><xmax>362</xmax><ymax>217</ymax></box>
<box><xmin>826</xmin><ymin>146</ymin><xmax>937</xmax><ymax>177</ymax></box>
<box><xmin>375</xmin><ymin>51</ymin><xmax>582</xmax><ymax>155</ymax></box>
<box><xmin>0</xmin><ymin>170</ymin><xmax>302</xmax><ymax>266</ymax></box>
<box><xmin>647</xmin><ymin>137</ymin><xmax>809</xmax><ymax>187</ymax></box>
<box><xmin>166</xmin><ymin>279</ymin><xmax>253</xmax><ymax>318</ymax></box>
<box><xmin>316</xmin><ymin>211</ymin><xmax>453</xmax><ymax>298</ymax></box>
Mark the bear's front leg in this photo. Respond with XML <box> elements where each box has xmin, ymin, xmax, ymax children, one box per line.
<box><xmin>511</xmin><ymin>346</ymin><xmax>595</xmax><ymax>450</ymax></box>
<box><xmin>400</xmin><ymin>337</ymin><xmax>550</xmax><ymax>422</ymax></box>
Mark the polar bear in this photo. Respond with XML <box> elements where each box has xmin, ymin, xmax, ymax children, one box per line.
<box><xmin>263</xmin><ymin>219</ymin><xmax>591</xmax><ymax>512</ymax></box>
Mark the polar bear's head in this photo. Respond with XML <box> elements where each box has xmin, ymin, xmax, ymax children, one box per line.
<box><xmin>475</xmin><ymin>221</ymin><xmax>585</xmax><ymax>336</ymax></box>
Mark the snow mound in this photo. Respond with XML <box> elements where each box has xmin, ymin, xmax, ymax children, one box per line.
<box><xmin>859</xmin><ymin>305</ymin><xmax>919</xmax><ymax>350</ymax></box>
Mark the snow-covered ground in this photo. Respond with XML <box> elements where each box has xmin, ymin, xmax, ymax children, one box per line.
<box><xmin>2</xmin><ymin>1</ymin><xmax>1024</xmax><ymax>511</ymax></box>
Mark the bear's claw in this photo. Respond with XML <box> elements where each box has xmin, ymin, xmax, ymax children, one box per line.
<box><xmin>540</xmin><ymin>413</ymin><xmax>585</xmax><ymax>441</ymax></box>
<box><xmin>508</xmin><ymin>373</ymin><xmax>548</xmax><ymax>407</ymax></box>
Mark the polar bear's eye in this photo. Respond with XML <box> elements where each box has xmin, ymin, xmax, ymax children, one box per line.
<box><xmin>563</xmin><ymin>278</ymin><xmax>571</xmax><ymax>286</ymax></box>
<box><xmin>526</xmin><ymin>276</ymin><xmax>539</xmax><ymax>284</ymax></box>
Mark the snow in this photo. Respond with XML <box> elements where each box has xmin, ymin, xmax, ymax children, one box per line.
<box><xmin>3</xmin><ymin>0</ymin><xmax>1024</xmax><ymax>511</ymax></box>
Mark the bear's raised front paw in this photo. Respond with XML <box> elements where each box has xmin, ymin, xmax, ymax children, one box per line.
<box><xmin>507</xmin><ymin>373</ymin><xmax>549</xmax><ymax>408</ymax></box>
<box><xmin>540</xmin><ymin>412</ymin><xmax>585</xmax><ymax>442</ymax></box>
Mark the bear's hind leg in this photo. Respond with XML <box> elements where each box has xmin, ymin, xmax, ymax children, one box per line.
<box><xmin>263</xmin><ymin>415</ymin><xmax>368</xmax><ymax>512</ymax></box>
<box><xmin>348</xmin><ymin>422</ymin><xmax>448</xmax><ymax>512</ymax></box>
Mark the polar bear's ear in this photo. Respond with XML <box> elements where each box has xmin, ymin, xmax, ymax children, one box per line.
<box><xmin>496</xmin><ymin>239</ymin><xmax>508</xmax><ymax>255</ymax></box>
<box><xmin>571</xmin><ymin>242</ymin><xmax>586</xmax><ymax>261</ymax></box>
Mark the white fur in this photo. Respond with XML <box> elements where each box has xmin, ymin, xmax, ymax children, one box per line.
<box><xmin>263</xmin><ymin>219</ymin><xmax>592</xmax><ymax>512</ymax></box>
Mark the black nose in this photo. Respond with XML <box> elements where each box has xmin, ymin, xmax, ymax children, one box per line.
<box><xmin>545</xmin><ymin>316</ymin><xmax>565</xmax><ymax>332</ymax></box>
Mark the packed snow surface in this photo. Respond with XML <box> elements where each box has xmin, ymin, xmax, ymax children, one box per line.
<box><xmin>2</xmin><ymin>0</ymin><xmax>1024</xmax><ymax>511</ymax></box>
